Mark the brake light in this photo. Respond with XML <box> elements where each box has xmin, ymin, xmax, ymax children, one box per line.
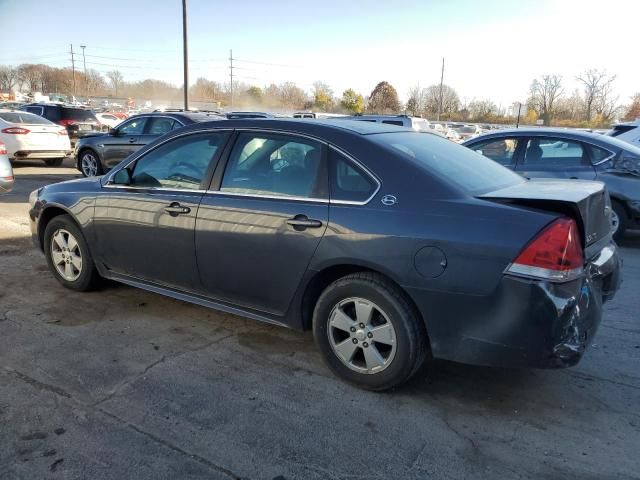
<box><xmin>507</xmin><ymin>218</ymin><xmax>584</xmax><ymax>282</ymax></box>
<box><xmin>0</xmin><ymin>143</ymin><xmax>6</xmax><ymax>155</ymax></box>
<box><xmin>57</xmin><ymin>120</ymin><xmax>76</xmax><ymax>127</ymax></box>
<box><xmin>2</xmin><ymin>127</ymin><xmax>30</xmax><ymax>134</ymax></box>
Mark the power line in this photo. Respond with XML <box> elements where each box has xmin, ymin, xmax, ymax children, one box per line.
<box><xmin>233</xmin><ymin>58</ymin><xmax>301</xmax><ymax>69</ymax></box>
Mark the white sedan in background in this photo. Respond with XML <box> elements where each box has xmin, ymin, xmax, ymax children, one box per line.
<box><xmin>0</xmin><ymin>110</ymin><xmax>72</xmax><ymax>166</ymax></box>
<box><xmin>95</xmin><ymin>112</ymin><xmax>122</xmax><ymax>129</ymax></box>
<box><xmin>0</xmin><ymin>141</ymin><xmax>14</xmax><ymax>193</ymax></box>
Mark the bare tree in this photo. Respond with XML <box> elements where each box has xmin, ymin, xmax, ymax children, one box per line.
<box><xmin>17</xmin><ymin>64</ymin><xmax>44</xmax><ymax>92</ymax></box>
<box><xmin>422</xmin><ymin>84</ymin><xmax>459</xmax><ymax>119</ymax></box>
<box><xmin>0</xmin><ymin>66</ymin><xmax>19</xmax><ymax>91</ymax></box>
<box><xmin>593</xmin><ymin>79</ymin><xmax>619</xmax><ymax>122</ymax></box>
<box><xmin>577</xmin><ymin>69</ymin><xmax>616</xmax><ymax>121</ymax></box>
<box><xmin>468</xmin><ymin>99</ymin><xmax>497</xmax><ymax>121</ymax></box>
<box><xmin>106</xmin><ymin>70</ymin><xmax>124</xmax><ymax>96</ymax></box>
<box><xmin>528</xmin><ymin>74</ymin><xmax>564</xmax><ymax>125</ymax></box>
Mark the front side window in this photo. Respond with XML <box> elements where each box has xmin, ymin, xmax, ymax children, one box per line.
<box><xmin>118</xmin><ymin>117</ymin><xmax>147</xmax><ymax>135</ymax></box>
<box><xmin>130</xmin><ymin>132</ymin><xmax>225</xmax><ymax>189</ymax></box>
<box><xmin>221</xmin><ymin>133</ymin><xmax>325</xmax><ymax>199</ymax></box>
<box><xmin>329</xmin><ymin>149</ymin><xmax>377</xmax><ymax>203</ymax></box>
<box><xmin>523</xmin><ymin>137</ymin><xmax>587</xmax><ymax>166</ymax></box>
<box><xmin>471</xmin><ymin>137</ymin><xmax>519</xmax><ymax>166</ymax></box>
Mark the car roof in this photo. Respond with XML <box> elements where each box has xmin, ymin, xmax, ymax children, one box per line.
<box><xmin>177</xmin><ymin>118</ymin><xmax>413</xmax><ymax>136</ymax></box>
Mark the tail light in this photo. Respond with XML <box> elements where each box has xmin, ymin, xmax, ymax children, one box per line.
<box><xmin>0</xmin><ymin>143</ymin><xmax>7</xmax><ymax>155</ymax></box>
<box><xmin>507</xmin><ymin>218</ymin><xmax>584</xmax><ymax>282</ymax></box>
<box><xmin>2</xmin><ymin>127</ymin><xmax>30</xmax><ymax>134</ymax></box>
<box><xmin>57</xmin><ymin>120</ymin><xmax>76</xmax><ymax>127</ymax></box>
<box><xmin>58</xmin><ymin>129</ymin><xmax>68</xmax><ymax>136</ymax></box>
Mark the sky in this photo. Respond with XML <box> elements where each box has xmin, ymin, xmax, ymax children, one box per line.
<box><xmin>0</xmin><ymin>0</ymin><xmax>638</xmax><ymax>107</ymax></box>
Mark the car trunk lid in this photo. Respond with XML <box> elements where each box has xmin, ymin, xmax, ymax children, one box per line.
<box><xmin>479</xmin><ymin>179</ymin><xmax>611</xmax><ymax>250</ymax></box>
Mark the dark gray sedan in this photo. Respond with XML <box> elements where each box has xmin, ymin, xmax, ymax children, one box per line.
<box><xmin>463</xmin><ymin>128</ymin><xmax>640</xmax><ymax>240</ymax></box>
<box><xmin>29</xmin><ymin>120</ymin><xmax>621</xmax><ymax>390</ymax></box>
<box><xmin>74</xmin><ymin>111</ymin><xmax>223</xmax><ymax>177</ymax></box>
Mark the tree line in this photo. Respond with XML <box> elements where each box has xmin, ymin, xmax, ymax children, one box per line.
<box><xmin>0</xmin><ymin>63</ymin><xmax>638</xmax><ymax>126</ymax></box>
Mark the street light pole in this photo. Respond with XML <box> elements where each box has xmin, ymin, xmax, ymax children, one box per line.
<box><xmin>80</xmin><ymin>45</ymin><xmax>87</xmax><ymax>103</ymax></box>
<box><xmin>182</xmin><ymin>0</ymin><xmax>189</xmax><ymax>110</ymax></box>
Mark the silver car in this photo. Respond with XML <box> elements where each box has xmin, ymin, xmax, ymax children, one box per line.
<box><xmin>0</xmin><ymin>141</ymin><xmax>14</xmax><ymax>193</ymax></box>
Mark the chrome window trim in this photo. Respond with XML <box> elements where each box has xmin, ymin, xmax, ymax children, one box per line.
<box><xmin>102</xmin><ymin>184</ymin><xmax>207</xmax><ymax>193</ymax></box>
<box><xmin>205</xmin><ymin>190</ymin><xmax>329</xmax><ymax>204</ymax></box>
<box><xmin>590</xmin><ymin>147</ymin><xmax>616</xmax><ymax>166</ymax></box>
<box><xmin>327</xmin><ymin>145</ymin><xmax>381</xmax><ymax>206</ymax></box>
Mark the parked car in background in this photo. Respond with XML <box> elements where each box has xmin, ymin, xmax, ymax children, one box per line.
<box><xmin>452</xmin><ymin>124</ymin><xmax>483</xmax><ymax>141</ymax></box>
<box><xmin>0</xmin><ymin>110</ymin><xmax>71</xmax><ymax>166</ymax></box>
<box><xmin>95</xmin><ymin>112</ymin><xmax>122</xmax><ymax>129</ymax></box>
<box><xmin>607</xmin><ymin>119</ymin><xmax>640</xmax><ymax>147</ymax></box>
<box><xmin>0</xmin><ymin>141</ymin><xmax>14</xmax><ymax>193</ymax></box>
<box><xmin>463</xmin><ymin>128</ymin><xmax>640</xmax><ymax>240</ymax></box>
<box><xmin>445</xmin><ymin>127</ymin><xmax>462</xmax><ymax>143</ymax></box>
<box><xmin>226</xmin><ymin>111</ymin><xmax>276</xmax><ymax>119</ymax></box>
<box><xmin>293</xmin><ymin>112</ymin><xmax>348</xmax><ymax>119</ymax></box>
<box><xmin>74</xmin><ymin>110</ymin><xmax>224</xmax><ymax>177</ymax></box>
<box><xmin>20</xmin><ymin>103</ymin><xmax>100</xmax><ymax>143</ymax></box>
<box><xmin>30</xmin><ymin>119</ymin><xmax>620</xmax><ymax>390</ymax></box>
<box><xmin>337</xmin><ymin>115</ymin><xmax>436</xmax><ymax>133</ymax></box>
<box><xmin>0</xmin><ymin>101</ymin><xmax>25</xmax><ymax>110</ymax></box>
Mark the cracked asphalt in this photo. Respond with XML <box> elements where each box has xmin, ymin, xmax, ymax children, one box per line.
<box><xmin>1</xmin><ymin>160</ymin><xmax>639</xmax><ymax>480</ymax></box>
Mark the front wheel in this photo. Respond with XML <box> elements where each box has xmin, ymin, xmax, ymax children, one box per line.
<box><xmin>313</xmin><ymin>272</ymin><xmax>429</xmax><ymax>391</ymax></box>
<box><xmin>43</xmin><ymin>214</ymin><xmax>100</xmax><ymax>291</ymax></box>
<box><xmin>44</xmin><ymin>158</ymin><xmax>64</xmax><ymax>167</ymax></box>
<box><xmin>79</xmin><ymin>150</ymin><xmax>103</xmax><ymax>177</ymax></box>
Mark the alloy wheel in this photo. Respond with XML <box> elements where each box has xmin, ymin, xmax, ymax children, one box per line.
<box><xmin>611</xmin><ymin>209</ymin><xmax>620</xmax><ymax>235</ymax></box>
<box><xmin>81</xmin><ymin>153</ymin><xmax>98</xmax><ymax>177</ymax></box>
<box><xmin>50</xmin><ymin>229</ymin><xmax>83</xmax><ymax>281</ymax></box>
<box><xmin>327</xmin><ymin>297</ymin><xmax>397</xmax><ymax>374</ymax></box>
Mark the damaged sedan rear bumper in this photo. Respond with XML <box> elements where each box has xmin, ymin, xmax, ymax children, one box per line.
<box><xmin>407</xmin><ymin>242</ymin><xmax>622</xmax><ymax>369</ymax></box>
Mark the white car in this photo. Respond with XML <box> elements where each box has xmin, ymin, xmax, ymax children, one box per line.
<box><xmin>0</xmin><ymin>141</ymin><xmax>14</xmax><ymax>193</ymax></box>
<box><xmin>96</xmin><ymin>112</ymin><xmax>122</xmax><ymax>129</ymax></box>
<box><xmin>607</xmin><ymin>119</ymin><xmax>640</xmax><ymax>147</ymax></box>
<box><xmin>0</xmin><ymin>110</ymin><xmax>72</xmax><ymax>166</ymax></box>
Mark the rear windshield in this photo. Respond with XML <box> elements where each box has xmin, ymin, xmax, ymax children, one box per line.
<box><xmin>61</xmin><ymin>108</ymin><xmax>97</xmax><ymax>121</ymax></box>
<box><xmin>0</xmin><ymin>112</ymin><xmax>53</xmax><ymax>125</ymax></box>
<box><xmin>371</xmin><ymin>131</ymin><xmax>524</xmax><ymax>194</ymax></box>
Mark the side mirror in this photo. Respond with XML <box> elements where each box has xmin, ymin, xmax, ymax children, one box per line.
<box><xmin>109</xmin><ymin>128</ymin><xmax>119</xmax><ymax>136</ymax></box>
<box><xmin>112</xmin><ymin>168</ymin><xmax>132</xmax><ymax>185</ymax></box>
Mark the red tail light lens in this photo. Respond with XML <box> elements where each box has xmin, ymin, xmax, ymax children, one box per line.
<box><xmin>507</xmin><ymin>218</ymin><xmax>584</xmax><ymax>282</ymax></box>
<box><xmin>0</xmin><ymin>143</ymin><xmax>7</xmax><ymax>155</ymax></box>
<box><xmin>57</xmin><ymin>120</ymin><xmax>76</xmax><ymax>127</ymax></box>
<box><xmin>2</xmin><ymin>127</ymin><xmax>30</xmax><ymax>134</ymax></box>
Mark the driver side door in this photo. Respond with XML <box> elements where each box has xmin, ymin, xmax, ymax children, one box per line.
<box><xmin>94</xmin><ymin>131</ymin><xmax>229</xmax><ymax>291</ymax></box>
<box><xmin>102</xmin><ymin>116</ymin><xmax>149</xmax><ymax>170</ymax></box>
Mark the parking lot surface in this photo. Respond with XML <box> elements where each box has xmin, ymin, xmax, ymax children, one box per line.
<box><xmin>1</xmin><ymin>160</ymin><xmax>639</xmax><ymax>480</ymax></box>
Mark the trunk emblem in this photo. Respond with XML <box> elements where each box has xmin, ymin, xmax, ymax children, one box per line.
<box><xmin>381</xmin><ymin>195</ymin><xmax>397</xmax><ymax>206</ymax></box>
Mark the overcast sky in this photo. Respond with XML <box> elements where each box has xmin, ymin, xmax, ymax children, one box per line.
<box><xmin>1</xmin><ymin>0</ymin><xmax>638</xmax><ymax>106</ymax></box>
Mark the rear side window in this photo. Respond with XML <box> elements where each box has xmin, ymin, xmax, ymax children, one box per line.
<box><xmin>523</xmin><ymin>137</ymin><xmax>587</xmax><ymax>166</ymax></box>
<box><xmin>24</xmin><ymin>106</ymin><xmax>44</xmax><ymax>116</ymax></box>
<box><xmin>470</xmin><ymin>137</ymin><xmax>519</xmax><ymax>166</ymax></box>
<box><xmin>60</xmin><ymin>108</ymin><xmax>96</xmax><ymax>122</ymax></box>
<box><xmin>589</xmin><ymin>145</ymin><xmax>614</xmax><ymax>164</ymax></box>
<box><xmin>329</xmin><ymin>149</ymin><xmax>377</xmax><ymax>203</ymax></box>
<box><xmin>372</xmin><ymin>131</ymin><xmax>524</xmax><ymax>194</ymax></box>
<box><xmin>608</xmin><ymin>125</ymin><xmax>635</xmax><ymax>137</ymax></box>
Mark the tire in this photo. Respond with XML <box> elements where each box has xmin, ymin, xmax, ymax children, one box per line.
<box><xmin>611</xmin><ymin>200</ymin><xmax>628</xmax><ymax>242</ymax></box>
<box><xmin>79</xmin><ymin>150</ymin><xmax>103</xmax><ymax>177</ymax></box>
<box><xmin>44</xmin><ymin>158</ymin><xmax>64</xmax><ymax>167</ymax></box>
<box><xmin>313</xmin><ymin>272</ymin><xmax>429</xmax><ymax>391</ymax></box>
<box><xmin>43</xmin><ymin>214</ymin><xmax>100</xmax><ymax>291</ymax></box>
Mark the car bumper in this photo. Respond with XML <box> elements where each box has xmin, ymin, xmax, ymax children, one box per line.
<box><xmin>12</xmin><ymin>150</ymin><xmax>72</xmax><ymax>160</ymax></box>
<box><xmin>407</xmin><ymin>242</ymin><xmax>622</xmax><ymax>369</ymax></box>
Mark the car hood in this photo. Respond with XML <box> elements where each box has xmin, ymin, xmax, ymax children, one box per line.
<box><xmin>41</xmin><ymin>175</ymin><xmax>102</xmax><ymax>195</ymax></box>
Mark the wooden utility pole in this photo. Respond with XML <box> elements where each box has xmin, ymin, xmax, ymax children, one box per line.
<box><xmin>70</xmin><ymin>44</ymin><xmax>76</xmax><ymax>98</ymax></box>
<box><xmin>182</xmin><ymin>0</ymin><xmax>189</xmax><ymax>110</ymax></box>
<box><xmin>437</xmin><ymin>57</ymin><xmax>445</xmax><ymax>121</ymax></box>
<box><xmin>229</xmin><ymin>49</ymin><xmax>234</xmax><ymax>108</ymax></box>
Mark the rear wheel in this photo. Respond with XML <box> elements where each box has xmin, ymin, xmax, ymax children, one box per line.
<box><xmin>44</xmin><ymin>215</ymin><xmax>100</xmax><ymax>291</ymax></box>
<box><xmin>44</xmin><ymin>158</ymin><xmax>64</xmax><ymax>167</ymax></box>
<box><xmin>313</xmin><ymin>272</ymin><xmax>429</xmax><ymax>391</ymax></box>
<box><xmin>611</xmin><ymin>200</ymin><xmax>628</xmax><ymax>242</ymax></box>
<box><xmin>79</xmin><ymin>150</ymin><xmax>103</xmax><ymax>177</ymax></box>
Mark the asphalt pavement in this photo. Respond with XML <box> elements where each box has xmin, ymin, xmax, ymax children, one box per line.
<box><xmin>1</xmin><ymin>159</ymin><xmax>639</xmax><ymax>480</ymax></box>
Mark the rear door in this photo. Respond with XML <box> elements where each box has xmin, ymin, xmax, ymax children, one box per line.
<box><xmin>102</xmin><ymin>116</ymin><xmax>149</xmax><ymax>170</ymax></box>
<box><xmin>195</xmin><ymin>130</ymin><xmax>329</xmax><ymax>315</ymax></box>
<box><xmin>516</xmin><ymin>136</ymin><xmax>597</xmax><ymax>180</ymax></box>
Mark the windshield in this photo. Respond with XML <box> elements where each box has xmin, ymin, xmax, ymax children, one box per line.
<box><xmin>371</xmin><ymin>131</ymin><xmax>524</xmax><ymax>194</ymax></box>
<box><xmin>0</xmin><ymin>112</ymin><xmax>54</xmax><ymax>125</ymax></box>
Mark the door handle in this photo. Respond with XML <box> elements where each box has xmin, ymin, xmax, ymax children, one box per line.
<box><xmin>128</xmin><ymin>138</ymin><xmax>136</xmax><ymax>143</ymax></box>
<box><xmin>164</xmin><ymin>202</ymin><xmax>191</xmax><ymax>216</ymax></box>
<box><xmin>287</xmin><ymin>215</ymin><xmax>323</xmax><ymax>230</ymax></box>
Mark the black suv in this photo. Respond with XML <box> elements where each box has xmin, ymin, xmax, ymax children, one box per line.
<box><xmin>20</xmin><ymin>104</ymin><xmax>101</xmax><ymax>143</ymax></box>
<box><xmin>74</xmin><ymin>110</ymin><xmax>223</xmax><ymax>177</ymax></box>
